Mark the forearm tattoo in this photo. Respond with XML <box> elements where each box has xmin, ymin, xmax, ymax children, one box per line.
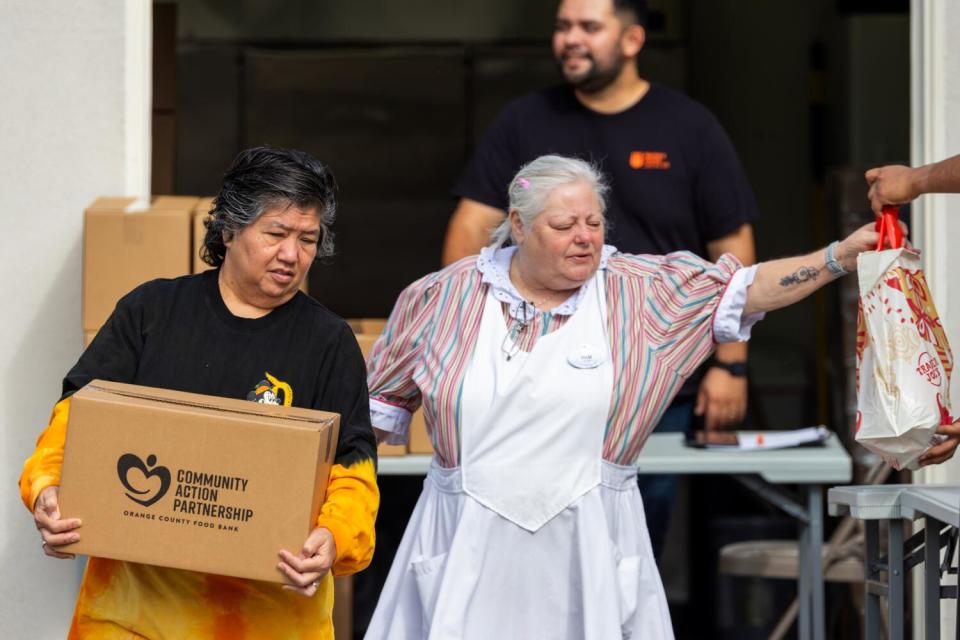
<box><xmin>779</xmin><ymin>266</ymin><xmax>820</xmax><ymax>287</ymax></box>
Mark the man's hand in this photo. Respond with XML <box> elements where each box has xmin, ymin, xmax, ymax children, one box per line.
<box><xmin>694</xmin><ymin>367</ymin><xmax>748</xmax><ymax>430</ymax></box>
<box><xmin>865</xmin><ymin>154</ymin><xmax>960</xmax><ymax>216</ymax></box>
<box><xmin>33</xmin><ymin>486</ymin><xmax>81</xmax><ymax>559</ymax></box>
<box><xmin>865</xmin><ymin>165</ymin><xmax>919</xmax><ymax>216</ymax></box>
<box><xmin>919</xmin><ymin>421</ymin><xmax>960</xmax><ymax>467</ymax></box>
<box><xmin>277</xmin><ymin>527</ymin><xmax>337</xmax><ymax>597</ymax></box>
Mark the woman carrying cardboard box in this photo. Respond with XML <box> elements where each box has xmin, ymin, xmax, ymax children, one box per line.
<box><xmin>21</xmin><ymin>146</ymin><xmax>379</xmax><ymax>639</ymax></box>
<box><xmin>362</xmin><ymin>154</ymin><xmax>936</xmax><ymax>638</ymax></box>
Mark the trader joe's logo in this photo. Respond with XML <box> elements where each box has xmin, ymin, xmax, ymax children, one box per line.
<box><xmin>117</xmin><ymin>453</ymin><xmax>171</xmax><ymax>507</ymax></box>
<box><xmin>917</xmin><ymin>351</ymin><xmax>943</xmax><ymax>387</ymax></box>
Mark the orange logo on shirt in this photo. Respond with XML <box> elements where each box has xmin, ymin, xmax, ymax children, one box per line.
<box><xmin>629</xmin><ymin>151</ymin><xmax>671</xmax><ymax>170</ymax></box>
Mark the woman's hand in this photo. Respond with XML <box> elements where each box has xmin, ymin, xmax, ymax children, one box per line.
<box><xmin>835</xmin><ymin>223</ymin><xmax>882</xmax><ymax>272</ymax></box>
<box><xmin>277</xmin><ymin>527</ymin><xmax>337</xmax><ymax>596</ymax></box>
<box><xmin>919</xmin><ymin>421</ymin><xmax>960</xmax><ymax>466</ymax></box>
<box><xmin>834</xmin><ymin>219</ymin><xmax>911</xmax><ymax>272</ymax></box>
<box><xmin>33</xmin><ymin>486</ymin><xmax>81</xmax><ymax>559</ymax></box>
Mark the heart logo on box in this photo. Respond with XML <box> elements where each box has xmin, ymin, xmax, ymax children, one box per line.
<box><xmin>117</xmin><ymin>453</ymin><xmax>171</xmax><ymax>507</ymax></box>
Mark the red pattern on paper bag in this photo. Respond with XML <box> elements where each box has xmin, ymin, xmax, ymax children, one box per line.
<box><xmin>885</xmin><ymin>268</ymin><xmax>953</xmax><ymax>383</ymax></box>
<box><xmin>855</xmin><ymin>301</ymin><xmax>867</xmax><ymax>391</ymax></box>
<box><xmin>938</xmin><ymin>393</ymin><xmax>953</xmax><ymax>426</ymax></box>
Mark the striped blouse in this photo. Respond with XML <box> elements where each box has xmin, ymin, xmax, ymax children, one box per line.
<box><xmin>367</xmin><ymin>247</ymin><xmax>750</xmax><ymax>467</ymax></box>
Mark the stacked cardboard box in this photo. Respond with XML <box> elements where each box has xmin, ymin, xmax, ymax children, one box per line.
<box><xmin>83</xmin><ymin>196</ymin><xmax>307</xmax><ymax>348</ymax></box>
<box><xmin>83</xmin><ymin>196</ymin><xmax>197</xmax><ymax>345</ymax></box>
<box><xmin>350</xmin><ymin>319</ymin><xmax>433</xmax><ymax>457</ymax></box>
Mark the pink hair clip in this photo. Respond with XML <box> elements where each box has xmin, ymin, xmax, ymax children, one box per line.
<box><xmin>517</xmin><ymin>178</ymin><xmax>530</xmax><ymax>189</ymax></box>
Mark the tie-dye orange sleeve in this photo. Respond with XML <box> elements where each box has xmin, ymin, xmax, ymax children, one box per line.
<box><xmin>20</xmin><ymin>398</ymin><xmax>71</xmax><ymax>511</ymax></box>
<box><xmin>316</xmin><ymin>457</ymin><xmax>379</xmax><ymax>576</ymax></box>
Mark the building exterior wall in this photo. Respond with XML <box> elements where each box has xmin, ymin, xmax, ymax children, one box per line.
<box><xmin>0</xmin><ymin>2</ymin><xmax>149</xmax><ymax>636</ymax></box>
<box><xmin>911</xmin><ymin>0</ymin><xmax>960</xmax><ymax>634</ymax></box>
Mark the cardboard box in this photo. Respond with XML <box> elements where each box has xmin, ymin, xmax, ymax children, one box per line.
<box><xmin>83</xmin><ymin>197</ymin><xmax>194</xmax><ymax>331</ymax></box>
<box><xmin>355</xmin><ymin>333</ymin><xmax>379</xmax><ymax>359</ymax></box>
<box><xmin>357</xmin><ymin>318</ymin><xmax>387</xmax><ymax>335</ymax></box>
<box><xmin>377</xmin><ymin>442</ymin><xmax>407</xmax><ymax>456</ymax></box>
<box><xmin>58</xmin><ymin>380</ymin><xmax>339</xmax><ymax>583</ymax></box>
<box><xmin>333</xmin><ymin>575</ymin><xmax>353</xmax><ymax>638</ymax></box>
<box><xmin>151</xmin><ymin>195</ymin><xmax>199</xmax><ymax>211</ymax></box>
<box><xmin>407</xmin><ymin>410</ymin><xmax>432</xmax><ymax>454</ymax></box>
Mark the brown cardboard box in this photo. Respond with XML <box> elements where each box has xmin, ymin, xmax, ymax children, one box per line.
<box><xmin>407</xmin><ymin>410</ymin><xmax>432</xmax><ymax>454</ymax></box>
<box><xmin>151</xmin><ymin>195</ymin><xmax>199</xmax><ymax>211</ymax></box>
<box><xmin>333</xmin><ymin>575</ymin><xmax>353</xmax><ymax>638</ymax></box>
<box><xmin>58</xmin><ymin>380</ymin><xmax>339</xmax><ymax>583</ymax></box>
<box><xmin>83</xmin><ymin>197</ymin><xmax>193</xmax><ymax>331</ymax></box>
<box><xmin>357</xmin><ymin>318</ymin><xmax>387</xmax><ymax>335</ymax></box>
<box><xmin>377</xmin><ymin>442</ymin><xmax>407</xmax><ymax>456</ymax></box>
<box><xmin>355</xmin><ymin>333</ymin><xmax>379</xmax><ymax>359</ymax></box>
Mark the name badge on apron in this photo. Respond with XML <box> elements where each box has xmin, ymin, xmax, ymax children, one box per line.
<box><xmin>567</xmin><ymin>343</ymin><xmax>605</xmax><ymax>369</ymax></box>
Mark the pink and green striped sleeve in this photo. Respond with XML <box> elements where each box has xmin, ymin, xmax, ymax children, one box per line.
<box><xmin>366</xmin><ymin>271</ymin><xmax>442</xmax><ymax>444</ymax></box>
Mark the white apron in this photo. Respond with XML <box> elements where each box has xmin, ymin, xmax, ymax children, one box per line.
<box><xmin>365</xmin><ymin>273</ymin><xmax>674</xmax><ymax>640</ymax></box>
<box><xmin>459</xmin><ymin>270</ymin><xmax>611</xmax><ymax>532</ymax></box>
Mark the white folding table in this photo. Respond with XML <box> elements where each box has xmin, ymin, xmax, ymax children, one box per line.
<box><xmin>829</xmin><ymin>484</ymin><xmax>960</xmax><ymax>640</ymax></box>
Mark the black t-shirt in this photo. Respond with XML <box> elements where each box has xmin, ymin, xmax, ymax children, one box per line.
<box><xmin>64</xmin><ymin>269</ymin><xmax>376</xmax><ymax>468</ymax></box>
<box><xmin>453</xmin><ymin>83</ymin><xmax>760</xmax><ymax>257</ymax></box>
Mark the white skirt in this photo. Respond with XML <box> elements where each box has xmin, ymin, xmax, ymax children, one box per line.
<box><xmin>365</xmin><ymin>461</ymin><xmax>674</xmax><ymax>640</ymax></box>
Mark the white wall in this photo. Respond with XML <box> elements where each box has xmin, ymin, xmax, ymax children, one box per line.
<box><xmin>911</xmin><ymin>0</ymin><xmax>960</xmax><ymax>635</ymax></box>
<box><xmin>0</xmin><ymin>2</ymin><xmax>148</xmax><ymax>636</ymax></box>
<box><xmin>911</xmin><ymin>3</ymin><xmax>960</xmax><ymax>482</ymax></box>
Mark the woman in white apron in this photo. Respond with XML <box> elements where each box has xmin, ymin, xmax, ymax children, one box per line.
<box><xmin>365</xmin><ymin>155</ymin><xmax>892</xmax><ymax>639</ymax></box>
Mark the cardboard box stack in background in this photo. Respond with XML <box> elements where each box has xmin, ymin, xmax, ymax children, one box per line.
<box><xmin>351</xmin><ymin>319</ymin><xmax>433</xmax><ymax>457</ymax></box>
<box><xmin>82</xmin><ymin>195</ymin><xmax>306</xmax><ymax>348</ymax></box>
<box><xmin>83</xmin><ymin>196</ymin><xmax>196</xmax><ymax>339</ymax></box>
<box><xmin>58</xmin><ymin>380</ymin><xmax>339</xmax><ymax>583</ymax></box>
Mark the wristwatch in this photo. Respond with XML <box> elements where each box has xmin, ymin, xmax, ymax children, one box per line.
<box><xmin>824</xmin><ymin>240</ymin><xmax>849</xmax><ymax>275</ymax></box>
<box><xmin>710</xmin><ymin>360</ymin><xmax>748</xmax><ymax>377</ymax></box>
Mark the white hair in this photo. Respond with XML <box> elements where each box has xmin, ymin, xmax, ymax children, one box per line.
<box><xmin>490</xmin><ymin>155</ymin><xmax>610</xmax><ymax>248</ymax></box>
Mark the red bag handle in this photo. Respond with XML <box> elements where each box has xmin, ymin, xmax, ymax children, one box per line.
<box><xmin>875</xmin><ymin>205</ymin><xmax>903</xmax><ymax>250</ymax></box>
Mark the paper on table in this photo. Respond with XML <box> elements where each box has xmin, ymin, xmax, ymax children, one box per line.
<box><xmin>736</xmin><ymin>426</ymin><xmax>831</xmax><ymax>450</ymax></box>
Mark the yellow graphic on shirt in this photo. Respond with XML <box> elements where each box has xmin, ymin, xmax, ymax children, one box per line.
<box><xmin>246</xmin><ymin>372</ymin><xmax>293</xmax><ymax>406</ymax></box>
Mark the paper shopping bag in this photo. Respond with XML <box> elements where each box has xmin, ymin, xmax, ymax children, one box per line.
<box><xmin>855</xmin><ymin>243</ymin><xmax>954</xmax><ymax>470</ymax></box>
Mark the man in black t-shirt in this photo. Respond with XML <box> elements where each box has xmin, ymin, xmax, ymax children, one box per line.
<box><xmin>443</xmin><ymin>0</ymin><xmax>760</xmax><ymax>560</ymax></box>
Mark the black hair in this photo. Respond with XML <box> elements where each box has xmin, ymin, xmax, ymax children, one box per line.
<box><xmin>201</xmin><ymin>146</ymin><xmax>337</xmax><ymax>267</ymax></box>
<box><xmin>612</xmin><ymin>0</ymin><xmax>648</xmax><ymax>27</ymax></box>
